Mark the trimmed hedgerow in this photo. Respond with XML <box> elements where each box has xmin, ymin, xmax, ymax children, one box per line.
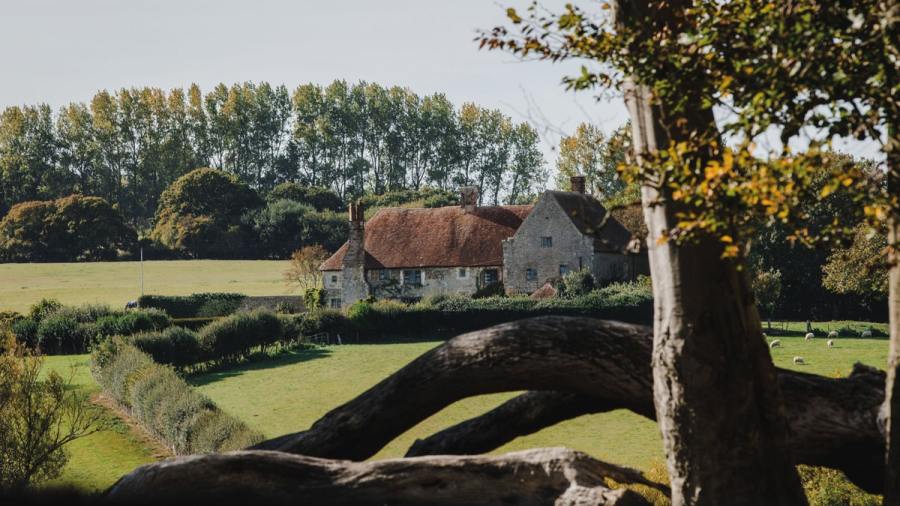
<box><xmin>91</xmin><ymin>338</ymin><xmax>262</xmax><ymax>454</ymax></box>
<box><xmin>198</xmin><ymin>310</ymin><xmax>282</xmax><ymax>364</ymax></box>
<box><xmin>130</xmin><ymin>326</ymin><xmax>204</xmax><ymax>370</ymax></box>
<box><xmin>138</xmin><ymin>293</ymin><xmax>247</xmax><ymax>318</ymax></box>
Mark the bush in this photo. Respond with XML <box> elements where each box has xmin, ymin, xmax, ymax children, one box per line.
<box><xmin>95</xmin><ymin>309</ymin><xmax>172</xmax><ymax>338</ymax></box>
<box><xmin>130</xmin><ymin>327</ymin><xmax>203</xmax><ymax>369</ymax></box>
<box><xmin>798</xmin><ymin>466</ymin><xmax>880</xmax><ymax>506</ymax></box>
<box><xmin>198</xmin><ymin>310</ymin><xmax>283</xmax><ymax>364</ymax></box>
<box><xmin>28</xmin><ymin>299</ymin><xmax>63</xmax><ymax>322</ymax></box>
<box><xmin>91</xmin><ymin>339</ymin><xmax>262</xmax><ymax>454</ymax></box>
<box><xmin>303</xmin><ymin>288</ymin><xmax>326</xmax><ymax>311</ymax></box>
<box><xmin>473</xmin><ymin>282</ymin><xmax>505</xmax><ymax>299</ymax></box>
<box><xmin>558</xmin><ymin>269</ymin><xmax>596</xmax><ymax>298</ymax></box>
<box><xmin>138</xmin><ymin>293</ymin><xmax>247</xmax><ymax>318</ymax></box>
<box><xmin>36</xmin><ymin>314</ymin><xmax>83</xmax><ymax>354</ymax></box>
<box><xmin>11</xmin><ymin>318</ymin><xmax>39</xmax><ymax>349</ymax></box>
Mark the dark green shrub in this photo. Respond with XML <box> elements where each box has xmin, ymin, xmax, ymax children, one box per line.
<box><xmin>95</xmin><ymin>309</ymin><xmax>171</xmax><ymax>338</ymax></box>
<box><xmin>11</xmin><ymin>318</ymin><xmax>39</xmax><ymax>349</ymax></box>
<box><xmin>138</xmin><ymin>293</ymin><xmax>246</xmax><ymax>318</ymax></box>
<box><xmin>198</xmin><ymin>310</ymin><xmax>282</xmax><ymax>363</ymax></box>
<box><xmin>473</xmin><ymin>282</ymin><xmax>505</xmax><ymax>299</ymax></box>
<box><xmin>131</xmin><ymin>327</ymin><xmax>202</xmax><ymax>369</ymax></box>
<box><xmin>36</xmin><ymin>314</ymin><xmax>81</xmax><ymax>354</ymax></box>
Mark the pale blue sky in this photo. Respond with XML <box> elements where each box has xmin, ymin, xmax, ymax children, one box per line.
<box><xmin>1</xmin><ymin>0</ymin><xmax>880</xmax><ymax>172</ymax></box>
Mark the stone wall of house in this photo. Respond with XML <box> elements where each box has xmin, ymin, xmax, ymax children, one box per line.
<box><xmin>341</xmin><ymin>205</ymin><xmax>370</xmax><ymax>308</ymax></box>
<box><xmin>503</xmin><ymin>197</ymin><xmax>597</xmax><ymax>295</ymax></box>
<box><xmin>367</xmin><ymin>266</ymin><xmax>499</xmax><ymax>301</ymax></box>
<box><xmin>323</xmin><ymin>271</ymin><xmax>343</xmax><ymax>308</ymax></box>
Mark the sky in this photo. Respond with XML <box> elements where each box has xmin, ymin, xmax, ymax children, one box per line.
<box><xmin>1</xmin><ymin>0</ymin><xmax>881</xmax><ymax>180</ymax></box>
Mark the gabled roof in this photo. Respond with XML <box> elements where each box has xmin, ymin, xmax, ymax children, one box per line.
<box><xmin>545</xmin><ymin>191</ymin><xmax>633</xmax><ymax>253</ymax></box>
<box><xmin>320</xmin><ymin>205</ymin><xmax>533</xmax><ymax>271</ymax></box>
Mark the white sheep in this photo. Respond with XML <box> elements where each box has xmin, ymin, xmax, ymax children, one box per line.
<box><xmin>804</xmin><ymin>332</ymin><xmax>814</xmax><ymax>341</ymax></box>
<box><xmin>762</xmin><ymin>332</ymin><xmax>768</xmax><ymax>339</ymax></box>
<box><xmin>793</xmin><ymin>356</ymin><xmax>805</xmax><ymax>365</ymax></box>
<box><xmin>861</xmin><ymin>330</ymin><xmax>873</xmax><ymax>338</ymax></box>
<box><xmin>827</xmin><ymin>330</ymin><xmax>838</xmax><ymax>339</ymax></box>
<box><xmin>769</xmin><ymin>339</ymin><xmax>781</xmax><ymax>349</ymax></box>
<box><xmin>827</xmin><ymin>339</ymin><xmax>834</xmax><ymax>348</ymax></box>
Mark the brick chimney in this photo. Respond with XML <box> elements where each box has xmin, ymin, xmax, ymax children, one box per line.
<box><xmin>570</xmin><ymin>175</ymin><xmax>586</xmax><ymax>194</ymax></box>
<box><xmin>341</xmin><ymin>201</ymin><xmax>369</xmax><ymax>305</ymax></box>
<box><xmin>460</xmin><ymin>186</ymin><xmax>479</xmax><ymax>213</ymax></box>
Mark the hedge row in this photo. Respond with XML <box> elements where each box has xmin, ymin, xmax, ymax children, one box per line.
<box><xmin>10</xmin><ymin>304</ymin><xmax>172</xmax><ymax>354</ymax></box>
<box><xmin>130</xmin><ymin>310</ymin><xmax>296</xmax><ymax>369</ymax></box>
<box><xmin>91</xmin><ymin>338</ymin><xmax>262</xmax><ymax>454</ymax></box>
<box><xmin>137</xmin><ymin>293</ymin><xmax>247</xmax><ymax>318</ymax></box>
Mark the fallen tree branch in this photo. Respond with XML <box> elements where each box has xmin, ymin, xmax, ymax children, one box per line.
<box><xmin>106</xmin><ymin>448</ymin><xmax>663</xmax><ymax>506</ymax></box>
<box><xmin>252</xmin><ymin>316</ymin><xmax>886</xmax><ymax>492</ymax></box>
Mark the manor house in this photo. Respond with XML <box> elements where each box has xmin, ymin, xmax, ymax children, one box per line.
<box><xmin>320</xmin><ymin>177</ymin><xmax>647</xmax><ymax>308</ymax></box>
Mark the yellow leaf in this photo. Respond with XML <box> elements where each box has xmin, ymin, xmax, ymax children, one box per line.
<box><xmin>720</xmin><ymin>235</ymin><xmax>733</xmax><ymax>243</ymax></box>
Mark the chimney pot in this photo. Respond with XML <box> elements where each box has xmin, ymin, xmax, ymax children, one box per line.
<box><xmin>570</xmin><ymin>175</ymin><xmax>586</xmax><ymax>194</ymax></box>
<box><xmin>349</xmin><ymin>201</ymin><xmax>364</xmax><ymax>223</ymax></box>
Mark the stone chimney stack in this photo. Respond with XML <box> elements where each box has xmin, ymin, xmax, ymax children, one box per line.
<box><xmin>570</xmin><ymin>175</ymin><xmax>586</xmax><ymax>194</ymax></box>
<box><xmin>342</xmin><ymin>201</ymin><xmax>369</xmax><ymax>305</ymax></box>
<box><xmin>460</xmin><ymin>186</ymin><xmax>479</xmax><ymax>213</ymax></box>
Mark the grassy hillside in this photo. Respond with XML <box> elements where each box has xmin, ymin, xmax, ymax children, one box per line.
<box><xmin>191</xmin><ymin>328</ymin><xmax>890</xmax><ymax>471</ymax></box>
<box><xmin>0</xmin><ymin>260</ymin><xmax>292</xmax><ymax>314</ymax></box>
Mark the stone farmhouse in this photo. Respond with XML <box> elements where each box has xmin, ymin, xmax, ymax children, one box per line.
<box><xmin>320</xmin><ymin>177</ymin><xmax>647</xmax><ymax>308</ymax></box>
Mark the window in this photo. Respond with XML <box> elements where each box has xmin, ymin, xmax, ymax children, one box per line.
<box><xmin>329</xmin><ymin>298</ymin><xmax>342</xmax><ymax>308</ymax></box>
<box><xmin>540</xmin><ymin>236</ymin><xmax>553</xmax><ymax>248</ymax></box>
<box><xmin>525</xmin><ymin>268</ymin><xmax>537</xmax><ymax>281</ymax></box>
<box><xmin>330</xmin><ymin>275</ymin><xmax>338</xmax><ymax>284</ymax></box>
<box><xmin>559</xmin><ymin>264</ymin><xmax>570</xmax><ymax>276</ymax></box>
<box><xmin>378</xmin><ymin>270</ymin><xmax>390</xmax><ymax>281</ymax></box>
<box><xmin>483</xmin><ymin>269</ymin><xmax>499</xmax><ymax>285</ymax></box>
<box><xmin>458</xmin><ymin>268</ymin><xmax>467</xmax><ymax>278</ymax></box>
<box><xmin>403</xmin><ymin>270</ymin><xmax>422</xmax><ymax>285</ymax></box>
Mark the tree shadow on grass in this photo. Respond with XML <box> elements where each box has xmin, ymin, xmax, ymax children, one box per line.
<box><xmin>187</xmin><ymin>347</ymin><xmax>333</xmax><ymax>387</ymax></box>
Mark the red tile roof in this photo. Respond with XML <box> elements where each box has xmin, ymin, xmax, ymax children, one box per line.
<box><xmin>320</xmin><ymin>205</ymin><xmax>533</xmax><ymax>271</ymax></box>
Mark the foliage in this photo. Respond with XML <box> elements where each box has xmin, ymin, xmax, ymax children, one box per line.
<box><xmin>1</xmin><ymin>80</ymin><xmax>548</xmax><ymax>227</ymax></box>
<box><xmin>558</xmin><ymin>269</ymin><xmax>596</xmax><ymax>298</ymax></box>
<box><xmin>555</xmin><ymin>122</ymin><xmax>629</xmax><ymax>198</ymax></box>
<box><xmin>357</xmin><ymin>187</ymin><xmax>459</xmax><ymax>212</ymax></box>
<box><xmin>150</xmin><ymin>168</ymin><xmax>262</xmax><ymax>258</ymax></box>
<box><xmin>472</xmin><ymin>281</ymin><xmax>505</xmax><ymax>299</ymax></box>
<box><xmin>797</xmin><ymin>466</ymin><xmax>880</xmax><ymax>506</ymax></box>
<box><xmin>197</xmin><ymin>310</ymin><xmax>283</xmax><ymax>364</ymax></box>
<box><xmin>267</xmin><ymin>183</ymin><xmax>343</xmax><ymax>212</ymax></box>
<box><xmin>0</xmin><ymin>333</ymin><xmax>100</xmax><ymax>490</ymax></box>
<box><xmin>823</xmin><ymin>224</ymin><xmax>889</xmax><ymax>297</ymax></box>
<box><xmin>303</xmin><ymin>288</ymin><xmax>327</xmax><ymax>311</ymax></box>
<box><xmin>284</xmin><ymin>246</ymin><xmax>328</xmax><ymax>294</ymax></box>
<box><xmin>91</xmin><ymin>338</ymin><xmax>262</xmax><ymax>454</ymax></box>
<box><xmin>751</xmin><ymin>266</ymin><xmax>782</xmax><ymax>321</ymax></box>
<box><xmin>137</xmin><ymin>293</ymin><xmax>247</xmax><ymax>319</ymax></box>
<box><xmin>130</xmin><ymin>327</ymin><xmax>203</xmax><ymax>370</ymax></box>
<box><xmin>0</xmin><ymin>195</ymin><xmax>136</xmax><ymax>262</ymax></box>
<box><xmin>28</xmin><ymin>298</ymin><xmax>63</xmax><ymax>322</ymax></box>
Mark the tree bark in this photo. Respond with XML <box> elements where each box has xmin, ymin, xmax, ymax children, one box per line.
<box><xmin>252</xmin><ymin>316</ymin><xmax>886</xmax><ymax>492</ymax></box>
<box><xmin>614</xmin><ymin>2</ymin><xmax>807</xmax><ymax>503</ymax></box>
<box><xmin>883</xmin><ymin>126</ymin><xmax>899</xmax><ymax>505</ymax></box>
<box><xmin>106</xmin><ymin>448</ymin><xmax>661</xmax><ymax>506</ymax></box>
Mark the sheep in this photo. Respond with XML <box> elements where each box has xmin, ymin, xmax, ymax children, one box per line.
<box><xmin>804</xmin><ymin>332</ymin><xmax>814</xmax><ymax>341</ymax></box>
<box><xmin>827</xmin><ymin>330</ymin><xmax>838</xmax><ymax>339</ymax></box>
<box><xmin>762</xmin><ymin>332</ymin><xmax>767</xmax><ymax>339</ymax></box>
<box><xmin>827</xmin><ymin>339</ymin><xmax>834</xmax><ymax>348</ymax></box>
<box><xmin>769</xmin><ymin>339</ymin><xmax>781</xmax><ymax>349</ymax></box>
<box><xmin>793</xmin><ymin>356</ymin><xmax>805</xmax><ymax>365</ymax></box>
<box><xmin>861</xmin><ymin>330</ymin><xmax>873</xmax><ymax>338</ymax></box>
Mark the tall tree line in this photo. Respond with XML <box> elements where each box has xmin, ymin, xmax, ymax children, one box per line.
<box><xmin>0</xmin><ymin>81</ymin><xmax>546</xmax><ymax>226</ymax></box>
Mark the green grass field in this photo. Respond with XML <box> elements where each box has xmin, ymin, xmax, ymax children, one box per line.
<box><xmin>39</xmin><ymin>320</ymin><xmax>890</xmax><ymax>491</ymax></box>
<box><xmin>191</xmin><ymin>327</ymin><xmax>891</xmax><ymax>469</ymax></box>
<box><xmin>0</xmin><ymin>260</ymin><xmax>293</xmax><ymax>313</ymax></box>
<box><xmin>41</xmin><ymin>355</ymin><xmax>158</xmax><ymax>491</ymax></box>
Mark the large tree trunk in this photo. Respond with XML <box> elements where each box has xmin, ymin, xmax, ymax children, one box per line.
<box><xmin>615</xmin><ymin>2</ymin><xmax>806</xmax><ymax>503</ymax></box>
<box><xmin>883</xmin><ymin>127</ymin><xmax>899</xmax><ymax>505</ymax></box>
<box><xmin>252</xmin><ymin>316</ymin><xmax>886</xmax><ymax>493</ymax></box>
<box><xmin>106</xmin><ymin>448</ymin><xmax>662</xmax><ymax>506</ymax></box>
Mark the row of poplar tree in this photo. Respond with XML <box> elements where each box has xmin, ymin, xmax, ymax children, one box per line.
<box><xmin>0</xmin><ymin>80</ymin><xmax>547</xmax><ymax>226</ymax></box>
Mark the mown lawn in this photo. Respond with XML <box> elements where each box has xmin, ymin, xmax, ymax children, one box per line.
<box><xmin>190</xmin><ymin>323</ymin><xmax>891</xmax><ymax>471</ymax></box>
<box><xmin>0</xmin><ymin>260</ymin><xmax>292</xmax><ymax>314</ymax></box>
<box><xmin>41</xmin><ymin>355</ymin><xmax>158</xmax><ymax>491</ymax></box>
